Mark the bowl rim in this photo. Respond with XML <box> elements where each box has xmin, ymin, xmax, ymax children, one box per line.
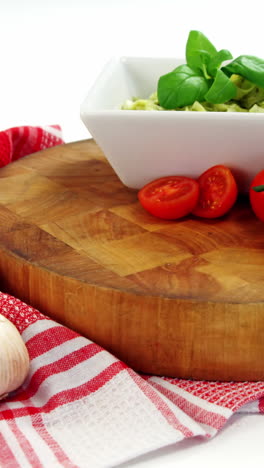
<box><xmin>81</xmin><ymin>108</ymin><xmax>264</xmax><ymax>119</ymax></box>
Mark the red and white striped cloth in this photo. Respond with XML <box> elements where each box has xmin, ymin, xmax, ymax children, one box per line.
<box><xmin>0</xmin><ymin>125</ymin><xmax>63</xmax><ymax>166</ymax></box>
<box><xmin>1</xmin><ymin>292</ymin><xmax>264</xmax><ymax>468</ymax></box>
<box><xmin>1</xmin><ymin>125</ymin><xmax>264</xmax><ymax>467</ymax></box>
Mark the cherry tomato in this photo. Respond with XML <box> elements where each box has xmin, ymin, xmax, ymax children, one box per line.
<box><xmin>249</xmin><ymin>170</ymin><xmax>264</xmax><ymax>222</ymax></box>
<box><xmin>192</xmin><ymin>165</ymin><xmax>238</xmax><ymax>218</ymax></box>
<box><xmin>138</xmin><ymin>176</ymin><xmax>199</xmax><ymax>219</ymax></box>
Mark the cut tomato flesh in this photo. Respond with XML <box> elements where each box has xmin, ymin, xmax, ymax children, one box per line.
<box><xmin>138</xmin><ymin>176</ymin><xmax>199</xmax><ymax>220</ymax></box>
<box><xmin>192</xmin><ymin>165</ymin><xmax>238</xmax><ymax>218</ymax></box>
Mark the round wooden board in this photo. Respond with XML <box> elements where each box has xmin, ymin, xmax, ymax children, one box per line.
<box><xmin>0</xmin><ymin>139</ymin><xmax>264</xmax><ymax>381</ymax></box>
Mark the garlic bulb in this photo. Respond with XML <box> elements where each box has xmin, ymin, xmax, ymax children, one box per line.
<box><xmin>0</xmin><ymin>313</ymin><xmax>30</xmax><ymax>400</ymax></box>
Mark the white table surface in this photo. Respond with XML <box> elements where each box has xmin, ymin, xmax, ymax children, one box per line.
<box><xmin>1</xmin><ymin>1</ymin><xmax>264</xmax><ymax>466</ymax></box>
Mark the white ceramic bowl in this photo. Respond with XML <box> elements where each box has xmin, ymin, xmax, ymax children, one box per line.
<box><xmin>80</xmin><ymin>57</ymin><xmax>264</xmax><ymax>192</ymax></box>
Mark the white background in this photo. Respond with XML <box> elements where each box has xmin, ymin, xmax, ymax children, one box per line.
<box><xmin>1</xmin><ymin>0</ymin><xmax>264</xmax><ymax>142</ymax></box>
<box><xmin>1</xmin><ymin>1</ymin><xmax>264</xmax><ymax>466</ymax></box>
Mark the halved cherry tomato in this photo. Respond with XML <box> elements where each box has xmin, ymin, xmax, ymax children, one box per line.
<box><xmin>249</xmin><ymin>170</ymin><xmax>264</xmax><ymax>222</ymax></box>
<box><xmin>138</xmin><ymin>176</ymin><xmax>199</xmax><ymax>219</ymax></box>
<box><xmin>192</xmin><ymin>165</ymin><xmax>238</xmax><ymax>218</ymax></box>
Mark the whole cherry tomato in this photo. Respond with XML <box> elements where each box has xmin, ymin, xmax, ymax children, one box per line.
<box><xmin>192</xmin><ymin>165</ymin><xmax>238</xmax><ymax>218</ymax></box>
<box><xmin>138</xmin><ymin>175</ymin><xmax>199</xmax><ymax>219</ymax></box>
<box><xmin>249</xmin><ymin>170</ymin><xmax>264</xmax><ymax>222</ymax></box>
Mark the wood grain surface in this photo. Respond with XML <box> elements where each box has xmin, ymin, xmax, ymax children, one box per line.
<box><xmin>0</xmin><ymin>139</ymin><xmax>264</xmax><ymax>381</ymax></box>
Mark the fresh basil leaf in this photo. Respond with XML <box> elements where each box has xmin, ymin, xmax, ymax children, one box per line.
<box><xmin>158</xmin><ymin>64</ymin><xmax>210</xmax><ymax>109</ymax></box>
<box><xmin>186</xmin><ymin>30</ymin><xmax>217</xmax><ymax>73</ymax></box>
<box><xmin>207</xmin><ymin>49</ymin><xmax>233</xmax><ymax>77</ymax></box>
<box><xmin>205</xmin><ymin>69</ymin><xmax>237</xmax><ymax>104</ymax></box>
<box><xmin>222</xmin><ymin>55</ymin><xmax>264</xmax><ymax>88</ymax></box>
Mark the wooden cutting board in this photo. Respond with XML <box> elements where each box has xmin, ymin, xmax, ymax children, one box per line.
<box><xmin>0</xmin><ymin>139</ymin><xmax>264</xmax><ymax>381</ymax></box>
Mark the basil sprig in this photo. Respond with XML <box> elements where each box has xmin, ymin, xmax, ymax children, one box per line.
<box><xmin>157</xmin><ymin>30</ymin><xmax>264</xmax><ymax>109</ymax></box>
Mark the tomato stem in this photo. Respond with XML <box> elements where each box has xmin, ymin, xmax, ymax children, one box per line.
<box><xmin>252</xmin><ymin>184</ymin><xmax>264</xmax><ymax>192</ymax></box>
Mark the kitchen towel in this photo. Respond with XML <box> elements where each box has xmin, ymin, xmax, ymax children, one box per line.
<box><xmin>0</xmin><ymin>125</ymin><xmax>63</xmax><ymax>167</ymax></box>
<box><xmin>0</xmin><ymin>125</ymin><xmax>264</xmax><ymax>467</ymax></box>
<box><xmin>1</xmin><ymin>291</ymin><xmax>264</xmax><ymax>468</ymax></box>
